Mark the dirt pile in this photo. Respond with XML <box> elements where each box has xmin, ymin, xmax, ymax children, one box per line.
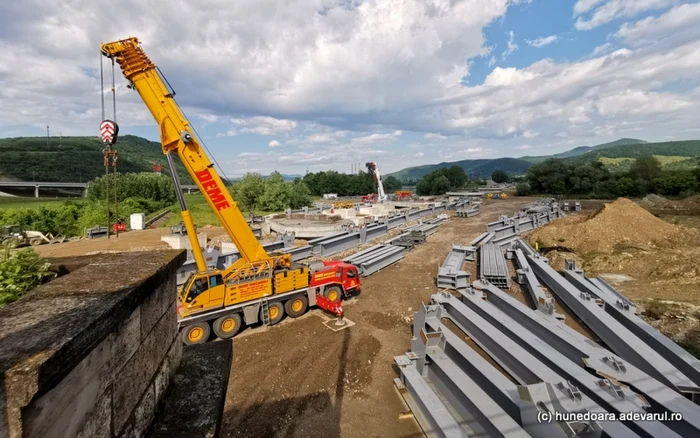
<box><xmin>529</xmin><ymin>198</ymin><xmax>697</xmax><ymax>256</ymax></box>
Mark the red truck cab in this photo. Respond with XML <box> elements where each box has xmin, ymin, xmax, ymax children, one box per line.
<box><xmin>312</xmin><ymin>261</ymin><xmax>361</xmax><ymax>297</ymax></box>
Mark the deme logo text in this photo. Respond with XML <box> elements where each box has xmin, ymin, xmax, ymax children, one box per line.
<box><xmin>195</xmin><ymin>168</ymin><xmax>230</xmax><ymax>211</ymax></box>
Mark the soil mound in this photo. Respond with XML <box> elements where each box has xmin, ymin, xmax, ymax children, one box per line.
<box><xmin>530</xmin><ymin>198</ymin><xmax>696</xmax><ymax>255</ymax></box>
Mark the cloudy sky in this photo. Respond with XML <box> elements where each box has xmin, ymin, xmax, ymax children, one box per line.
<box><xmin>2</xmin><ymin>0</ymin><xmax>700</xmax><ymax>176</ymax></box>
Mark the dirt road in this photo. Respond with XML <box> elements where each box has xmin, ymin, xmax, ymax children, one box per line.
<box><xmin>35</xmin><ymin>226</ymin><xmax>230</xmax><ymax>258</ymax></box>
<box><xmin>221</xmin><ymin>198</ymin><xmax>535</xmax><ymax>438</ymax></box>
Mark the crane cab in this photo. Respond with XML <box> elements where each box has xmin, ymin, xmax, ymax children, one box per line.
<box><xmin>178</xmin><ymin>271</ymin><xmax>226</xmax><ymax>318</ymax></box>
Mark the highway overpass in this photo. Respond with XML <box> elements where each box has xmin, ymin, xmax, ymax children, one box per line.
<box><xmin>0</xmin><ymin>181</ymin><xmax>200</xmax><ymax>197</ymax></box>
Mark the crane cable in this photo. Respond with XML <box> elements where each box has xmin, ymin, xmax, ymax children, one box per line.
<box><xmin>99</xmin><ymin>53</ymin><xmax>119</xmax><ymax>238</ymax></box>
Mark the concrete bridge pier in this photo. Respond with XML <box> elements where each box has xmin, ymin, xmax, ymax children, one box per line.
<box><xmin>34</xmin><ymin>185</ymin><xmax>39</xmax><ymax>198</ymax></box>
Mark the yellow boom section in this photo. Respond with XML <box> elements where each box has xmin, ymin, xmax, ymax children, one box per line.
<box><xmin>101</xmin><ymin>37</ymin><xmax>290</xmax><ymax>277</ymax></box>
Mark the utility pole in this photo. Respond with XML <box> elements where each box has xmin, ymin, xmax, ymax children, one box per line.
<box><xmin>46</xmin><ymin>126</ymin><xmax>49</xmax><ymax>147</ymax></box>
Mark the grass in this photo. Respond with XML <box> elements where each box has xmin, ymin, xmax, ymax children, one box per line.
<box><xmin>0</xmin><ymin>197</ymin><xmax>83</xmax><ymax>210</ymax></box>
<box><xmin>599</xmin><ymin>155</ymin><xmax>695</xmax><ymax>171</ymax></box>
<box><xmin>164</xmin><ymin>193</ymin><xmax>281</xmax><ymax>228</ymax></box>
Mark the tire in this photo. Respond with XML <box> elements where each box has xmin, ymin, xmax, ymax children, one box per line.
<box><xmin>323</xmin><ymin>286</ymin><xmax>342</xmax><ymax>303</ymax></box>
<box><xmin>263</xmin><ymin>302</ymin><xmax>285</xmax><ymax>325</ymax></box>
<box><xmin>181</xmin><ymin>322</ymin><xmax>210</xmax><ymax>345</ymax></box>
<box><xmin>213</xmin><ymin>314</ymin><xmax>242</xmax><ymax>339</ymax></box>
<box><xmin>284</xmin><ymin>296</ymin><xmax>308</xmax><ymax>318</ymax></box>
<box><xmin>29</xmin><ymin>238</ymin><xmax>43</xmax><ymax>246</ymax></box>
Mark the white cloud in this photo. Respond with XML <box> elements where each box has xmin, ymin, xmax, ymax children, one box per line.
<box><xmin>424</xmin><ymin>133</ymin><xmax>447</xmax><ymax>141</ymax></box>
<box><xmin>574</xmin><ymin>0</ymin><xmax>676</xmax><ymax>31</ymax></box>
<box><xmin>484</xmin><ymin>67</ymin><xmax>538</xmax><ymax>87</ymax></box>
<box><xmin>515</xmin><ymin>144</ymin><xmax>532</xmax><ymax>150</ymax></box>
<box><xmin>229</xmin><ymin>116</ymin><xmax>297</xmax><ymax>135</ymax></box>
<box><xmin>415</xmin><ymin>152</ymin><xmax>425</xmax><ymax>157</ymax></box>
<box><xmin>616</xmin><ymin>3</ymin><xmax>700</xmax><ymax>47</ymax></box>
<box><xmin>351</xmin><ymin>130</ymin><xmax>402</xmax><ymax>145</ymax></box>
<box><xmin>526</xmin><ymin>35</ymin><xmax>558</xmax><ymax>48</ymax></box>
<box><xmin>216</xmin><ymin>130</ymin><xmax>237</xmax><ymax>137</ymax></box>
<box><xmin>501</xmin><ymin>31</ymin><xmax>518</xmax><ymax>59</ymax></box>
<box><xmin>268</xmin><ymin>140</ymin><xmax>282</xmax><ymax>148</ymax></box>
<box><xmin>590</xmin><ymin>43</ymin><xmax>614</xmax><ymax>57</ymax></box>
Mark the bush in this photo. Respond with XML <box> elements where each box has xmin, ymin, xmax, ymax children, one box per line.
<box><xmin>515</xmin><ymin>183</ymin><xmax>532</xmax><ymax>196</ymax></box>
<box><xmin>0</xmin><ymin>243</ymin><xmax>56</xmax><ymax>308</ymax></box>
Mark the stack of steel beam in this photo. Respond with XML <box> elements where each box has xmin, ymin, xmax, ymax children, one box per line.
<box><xmin>395</xmin><ymin>294</ymin><xmax>689</xmax><ymax>438</ymax></box>
<box><xmin>520</xmin><ymin>238</ymin><xmax>700</xmax><ymax>404</ymax></box>
<box><xmin>479</xmin><ymin>243</ymin><xmax>511</xmax><ymax>288</ymax></box>
<box><xmin>455</xmin><ymin>204</ymin><xmax>480</xmax><ymax>217</ymax></box>
<box><xmin>437</xmin><ymin>245</ymin><xmax>476</xmax><ymax>292</ymax></box>
<box><xmin>343</xmin><ymin>244</ymin><xmax>406</xmax><ymax>276</ymax></box>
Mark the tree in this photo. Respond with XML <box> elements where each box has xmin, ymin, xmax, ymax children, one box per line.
<box><xmin>442</xmin><ymin>166</ymin><xmax>468</xmax><ymax>188</ymax></box>
<box><xmin>382</xmin><ymin>176</ymin><xmax>402</xmax><ymax>193</ymax></box>
<box><xmin>87</xmin><ymin>172</ymin><xmax>175</xmax><ymax>204</ymax></box>
<box><xmin>287</xmin><ymin>180</ymin><xmax>313</xmax><ymax>209</ymax></box>
<box><xmin>629</xmin><ymin>156</ymin><xmax>661</xmax><ymax>182</ymax></box>
<box><xmin>416</xmin><ymin>178</ymin><xmax>432</xmax><ymax>195</ymax></box>
<box><xmin>491</xmin><ymin>170</ymin><xmax>509</xmax><ymax>184</ymax></box>
<box><xmin>230</xmin><ymin>173</ymin><xmax>265</xmax><ymax>212</ymax></box>
<box><xmin>431</xmin><ymin>175</ymin><xmax>451</xmax><ymax>195</ymax></box>
<box><xmin>515</xmin><ymin>183</ymin><xmax>532</xmax><ymax>196</ymax></box>
<box><xmin>652</xmin><ymin>171</ymin><xmax>699</xmax><ymax>196</ymax></box>
<box><xmin>526</xmin><ymin>159</ymin><xmax>571</xmax><ymax>194</ymax></box>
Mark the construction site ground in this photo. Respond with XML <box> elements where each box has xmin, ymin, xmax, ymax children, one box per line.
<box><xmin>220</xmin><ymin>197</ymin><xmax>546</xmax><ymax>438</ymax></box>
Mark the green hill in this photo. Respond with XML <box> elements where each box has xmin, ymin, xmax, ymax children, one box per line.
<box><xmin>521</xmin><ymin>138</ymin><xmax>646</xmax><ymax>163</ymax></box>
<box><xmin>566</xmin><ymin>140</ymin><xmax>700</xmax><ymax>164</ymax></box>
<box><xmin>0</xmin><ymin>135</ymin><xmax>192</xmax><ymax>183</ymax></box>
<box><xmin>388</xmin><ymin>138</ymin><xmax>700</xmax><ymax>182</ymax></box>
<box><xmin>388</xmin><ymin>157</ymin><xmax>531</xmax><ymax>181</ymax></box>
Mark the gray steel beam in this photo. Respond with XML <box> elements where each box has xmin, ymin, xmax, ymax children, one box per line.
<box><xmin>470</xmin><ymin>232</ymin><xmax>490</xmax><ymax>246</ymax></box>
<box><xmin>479</xmin><ymin>243</ymin><xmax>510</xmax><ymax>289</ymax></box>
<box><xmin>409</xmin><ymin>305</ymin><xmax>583</xmax><ymax>438</ymax></box>
<box><xmin>433</xmin><ymin>291</ymin><xmax>677</xmax><ymax>438</ymax></box>
<box><xmin>357</xmin><ymin>245</ymin><xmax>406</xmax><ymax>276</ymax></box>
<box><xmin>564</xmin><ymin>266</ymin><xmax>700</xmax><ymax>393</ymax></box>
<box><xmin>513</xmin><ymin>249</ymin><xmax>562</xmax><ymax>319</ymax></box>
<box><xmin>281</xmin><ymin>244</ymin><xmax>313</xmax><ymax>261</ymax></box>
<box><xmin>318</xmin><ymin>232</ymin><xmax>361</xmax><ymax>256</ymax></box>
<box><xmin>523</xmin><ymin>245</ymin><xmax>700</xmax><ymax>396</ymax></box>
<box><xmin>394</xmin><ymin>355</ymin><xmax>466</xmax><ymax>438</ymax></box>
<box><xmin>472</xmin><ymin>279</ymin><xmax>700</xmax><ymax>437</ymax></box>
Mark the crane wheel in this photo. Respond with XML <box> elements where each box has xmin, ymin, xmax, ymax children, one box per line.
<box><xmin>181</xmin><ymin>322</ymin><xmax>210</xmax><ymax>345</ymax></box>
<box><xmin>264</xmin><ymin>302</ymin><xmax>285</xmax><ymax>325</ymax></box>
<box><xmin>213</xmin><ymin>314</ymin><xmax>242</xmax><ymax>339</ymax></box>
<box><xmin>323</xmin><ymin>286</ymin><xmax>342</xmax><ymax>303</ymax></box>
<box><xmin>284</xmin><ymin>296</ymin><xmax>308</xmax><ymax>318</ymax></box>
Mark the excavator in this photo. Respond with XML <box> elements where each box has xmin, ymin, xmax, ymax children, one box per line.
<box><xmin>101</xmin><ymin>37</ymin><xmax>361</xmax><ymax>345</ymax></box>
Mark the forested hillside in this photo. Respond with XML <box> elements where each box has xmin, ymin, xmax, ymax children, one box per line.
<box><xmin>0</xmin><ymin>135</ymin><xmax>192</xmax><ymax>183</ymax></box>
<box><xmin>520</xmin><ymin>138</ymin><xmax>646</xmax><ymax>163</ymax></box>
<box><xmin>388</xmin><ymin>138</ymin><xmax>700</xmax><ymax>183</ymax></box>
<box><xmin>566</xmin><ymin>140</ymin><xmax>700</xmax><ymax>164</ymax></box>
<box><xmin>387</xmin><ymin>157</ymin><xmax>531</xmax><ymax>181</ymax></box>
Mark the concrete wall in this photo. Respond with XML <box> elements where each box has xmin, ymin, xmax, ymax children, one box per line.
<box><xmin>160</xmin><ymin>232</ymin><xmax>207</xmax><ymax>250</ymax></box>
<box><xmin>0</xmin><ymin>250</ymin><xmax>186</xmax><ymax>438</ymax></box>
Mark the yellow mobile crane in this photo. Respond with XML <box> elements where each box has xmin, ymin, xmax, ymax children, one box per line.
<box><xmin>101</xmin><ymin>37</ymin><xmax>361</xmax><ymax>344</ymax></box>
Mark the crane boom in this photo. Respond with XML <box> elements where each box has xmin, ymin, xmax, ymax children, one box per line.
<box><xmin>101</xmin><ymin>37</ymin><xmax>289</xmax><ymax>278</ymax></box>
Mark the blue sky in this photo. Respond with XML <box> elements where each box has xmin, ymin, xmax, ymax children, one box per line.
<box><xmin>2</xmin><ymin>0</ymin><xmax>700</xmax><ymax>176</ymax></box>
